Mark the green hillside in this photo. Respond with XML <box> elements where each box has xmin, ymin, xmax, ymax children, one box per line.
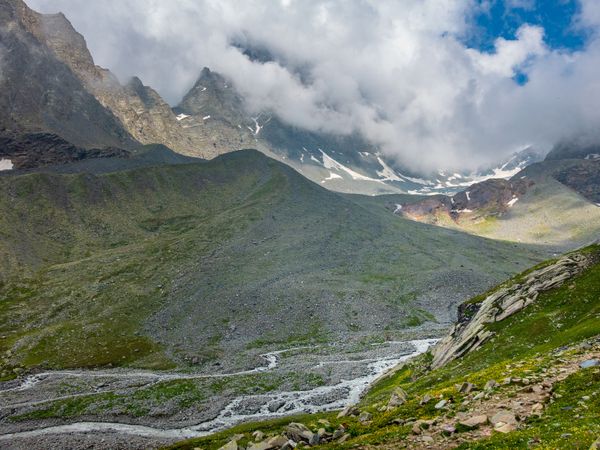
<box><xmin>0</xmin><ymin>150</ymin><xmax>545</xmax><ymax>375</ymax></box>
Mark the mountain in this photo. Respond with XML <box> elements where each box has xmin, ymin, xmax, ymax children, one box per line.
<box><xmin>394</xmin><ymin>143</ymin><xmax>600</xmax><ymax>248</ymax></box>
<box><xmin>168</xmin><ymin>243</ymin><xmax>600</xmax><ymax>450</ymax></box>
<box><xmin>0</xmin><ymin>0</ymin><xmax>545</xmax><ymax>196</ymax></box>
<box><xmin>0</xmin><ymin>0</ymin><xmax>137</xmax><ymax>150</ymax></box>
<box><xmin>0</xmin><ymin>149</ymin><xmax>547</xmax><ymax>377</ymax></box>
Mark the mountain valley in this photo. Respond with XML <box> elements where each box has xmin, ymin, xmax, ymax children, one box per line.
<box><xmin>0</xmin><ymin>0</ymin><xmax>599</xmax><ymax>449</ymax></box>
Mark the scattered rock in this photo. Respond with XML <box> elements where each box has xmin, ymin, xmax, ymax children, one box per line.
<box><xmin>218</xmin><ymin>441</ymin><xmax>239</xmax><ymax>450</ymax></box>
<box><xmin>484</xmin><ymin>380</ymin><xmax>499</xmax><ymax>391</ymax></box>
<box><xmin>252</xmin><ymin>431</ymin><xmax>265</xmax><ymax>442</ymax></box>
<box><xmin>434</xmin><ymin>399</ymin><xmax>447</xmax><ymax>409</ymax></box>
<box><xmin>490</xmin><ymin>411</ymin><xmax>517</xmax><ymax>426</ymax></box>
<box><xmin>457</xmin><ymin>382</ymin><xmax>476</xmax><ymax>394</ymax></box>
<box><xmin>337</xmin><ymin>405</ymin><xmax>360</xmax><ymax>418</ymax></box>
<box><xmin>580</xmin><ymin>359</ymin><xmax>600</xmax><ymax>369</ymax></box>
<box><xmin>338</xmin><ymin>433</ymin><xmax>351</xmax><ymax>443</ymax></box>
<box><xmin>285</xmin><ymin>423</ymin><xmax>314</xmax><ymax>443</ymax></box>
<box><xmin>317</xmin><ymin>419</ymin><xmax>330</xmax><ymax>427</ymax></box>
<box><xmin>494</xmin><ymin>423</ymin><xmax>516</xmax><ymax>433</ymax></box>
<box><xmin>420</xmin><ymin>394</ymin><xmax>432</xmax><ymax>405</ymax></box>
<box><xmin>359</xmin><ymin>411</ymin><xmax>373</xmax><ymax>423</ymax></box>
<box><xmin>441</xmin><ymin>425</ymin><xmax>456</xmax><ymax>436</ymax></box>
<box><xmin>388</xmin><ymin>387</ymin><xmax>408</xmax><ymax>408</ymax></box>
<box><xmin>459</xmin><ymin>415</ymin><xmax>488</xmax><ymax>429</ymax></box>
<box><xmin>532</xmin><ymin>403</ymin><xmax>544</xmax><ymax>413</ymax></box>
<box><xmin>473</xmin><ymin>392</ymin><xmax>485</xmax><ymax>401</ymax></box>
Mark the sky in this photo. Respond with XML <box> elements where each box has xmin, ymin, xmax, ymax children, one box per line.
<box><xmin>27</xmin><ymin>0</ymin><xmax>600</xmax><ymax>172</ymax></box>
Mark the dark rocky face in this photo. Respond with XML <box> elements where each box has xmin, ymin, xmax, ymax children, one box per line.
<box><xmin>0</xmin><ymin>0</ymin><xmax>137</xmax><ymax>149</ymax></box>
<box><xmin>0</xmin><ymin>132</ymin><xmax>130</xmax><ymax>170</ymax></box>
<box><xmin>399</xmin><ymin>178</ymin><xmax>534</xmax><ymax>223</ymax></box>
<box><xmin>553</xmin><ymin>159</ymin><xmax>600</xmax><ymax>204</ymax></box>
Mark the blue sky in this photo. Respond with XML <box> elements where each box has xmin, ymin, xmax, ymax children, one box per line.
<box><xmin>468</xmin><ymin>0</ymin><xmax>589</xmax><ymax>52</ymax></box>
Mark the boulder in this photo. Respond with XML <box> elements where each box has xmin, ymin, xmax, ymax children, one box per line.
<box><xmin>484</xmin><ymin>380</ymin><xmax>499</xmax><ymax>391</ymax></box>
<box><xmin>490</xmin><ymin>411</ymin><xmax>517</xmax><ymax>426</ymax></box>
<box><xmin>332</xmin><ymin>428</ymin><xmax>345</xmax><ymax>439</ymax></box>
<box><xmin>247</xmin><ymin>442</ymin><xmax>271</xmax><ymax>450</ymax></box>
<box><xmin>280</xmin><ymin>441</ymin><xmax>297</xmax><ymax>450</ymax></box>
<box><xmin>420</xmin><ymin>394</ymin><xmax>432</xmax><ymax>405</ymax></box>
<box><xmin>434</xmin><ymin>399</ymin><xmax>447</xmax><ymax>409</ymax></box>
<box><xmin>285</xmin><ymin>423</ymin><xmax>314</xmax><ymax>443</ymax></box>
<box><xmin>252</xmin><ymin>431</ymin><xmax>265</xmax><ymax>442</ymax></box>
<box><xmin>580</xmin><ymin>359</ymin><xmax>600</xmax><ymax>369</ymax></box>
<box><xmin>337</xmin><ymin>405</ymin><xmax>359</xmax><ymax>418</ymax></box>
<box><xmin>456</xmin><ymin>382</ymin><xmax>476</xmax><ymax>394</ymax></box>
<box><xmin>387</xmin><ymin>387</ymin><xmax>408</xmax><ymax>408</ymax></box>
<box><xmin>459</xmin><ymin>415</ymin><xmax>488</xmax><ymax>429</ymax></box>
<box><xmin>358</xmin><ymin>411</ymin><xmax>373</xmax><ymax>423</ymax></box>
<box><xmin>266</xmin><ymin>436</ymin><xmax>290</xmax><ymax>448</ymax></box>
<box><xmin>338</xmin><ymin>434</ymin><xmax>351</xmax><ymax>443</ymax></box>
<box><xmin>218</xmin><ymin>441</ymin><xmax>239</xmax><ymax>450</ymax></box>
<box><xmin>494</xmin><ymin>423</ymin><xmax>516</xmax><ymax>433</ymax></box>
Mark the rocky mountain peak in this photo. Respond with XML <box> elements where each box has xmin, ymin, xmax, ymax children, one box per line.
<box><xmin>177</xmin><ymin>67</ymin><xmax>246</xmax><ymax>122</ymax></box>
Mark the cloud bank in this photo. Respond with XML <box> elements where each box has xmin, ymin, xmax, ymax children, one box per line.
<box><xmin>27</xmin><ymin>0</ymin><xmax>600</xmax><ymax>171</ymax></box>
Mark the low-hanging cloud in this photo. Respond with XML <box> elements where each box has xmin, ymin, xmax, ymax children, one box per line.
<box><xmin>27</xmin><ymin>0</ymin><xmax>600</xmax><ymax>172</ymax></box>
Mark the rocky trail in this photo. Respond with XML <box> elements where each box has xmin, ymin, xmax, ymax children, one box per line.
<box><xmin>360</xmin><ymin>342</ymin><xmax>600</xmax><ymax>449</ymax></box>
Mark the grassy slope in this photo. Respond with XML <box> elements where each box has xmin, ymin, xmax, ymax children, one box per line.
<box><xmin>0</xmin><ymin>150</ymin><xmax>545</xmax><ymax>375</ymax></box>
<box><xmin>168</xmin><ymin>244</ymin><xmax>600</xmax><ymax>449</ymax></box>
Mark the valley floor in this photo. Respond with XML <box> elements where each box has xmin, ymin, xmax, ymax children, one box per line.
<box><xmin>0</xmin><ymin>330</ymin><xmax>441</xmax><ymax>450</ymax></box>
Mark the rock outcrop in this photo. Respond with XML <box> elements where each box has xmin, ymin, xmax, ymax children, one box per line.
<box><xmin>398</xmin><ymin>177</ymin><xmax>534</xmax><ymax>224</ymax></box>
<box><xmin>431</xmin><ymin>251</ymin><xmax>594</xmax><ymax>368</ymax></box>
<box><xmin>0</xmin><ymin>132</ymin><xmax>129</xmax><ymax>169</ymax></box>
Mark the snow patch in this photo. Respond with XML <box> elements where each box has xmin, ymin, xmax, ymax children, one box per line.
<box><xmin>0</xmin><ymin>159</ymin><xmax>13</xmax><ymax>171</ymax></box>
<box><xmin>320</xmin><ymin>149</ymin><xmax>381</xmax><ymax>182</ymax></box>
<box><xmin>202</xmin><ymin>115</ymin><xmax>211</xmax><ymax>120</ymax></box>
<box><xmin>321</xmin><ymin>172</ymin><xmax>343</xmax><ymax>183</ymax></box>
<box><xmin>394</xmin><ymin>204</ymin><xmax>403</xmax><ymax>213</ymax></box>
<box><xmin>585</xmin><ymin>153</ymin><xmax>600</xmax><ymax>160</ymax></box>
<box><xmin>507</xmin><ymin>197</ymin><xmax>519</xmax><ymax>207</ymax></box>
<box><xmin>466</xmin><ymin>191</ymin><xmax>471</xmax><ymax>201</ymax></box>
<box><xmin>376</xmin><ymin>157</ymin><xmax>403</xmax><ymax>182</ymax></box>
<box><xmin>176</xmin><ymin>113</ymin><xmax>190</xmax><ymax>121</ymax></box>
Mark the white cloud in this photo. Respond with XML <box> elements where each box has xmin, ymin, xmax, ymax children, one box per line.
<box><xmin>26</xmin><ymin>0</ymin><xmax>600</xmax><ymax>172</ymax></box>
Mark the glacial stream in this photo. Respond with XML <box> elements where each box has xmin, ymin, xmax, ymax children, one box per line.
<box><xmin>0</xmin><ymin>339</ymin><xmax>437</xmax><ymax>442</ymax></box>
